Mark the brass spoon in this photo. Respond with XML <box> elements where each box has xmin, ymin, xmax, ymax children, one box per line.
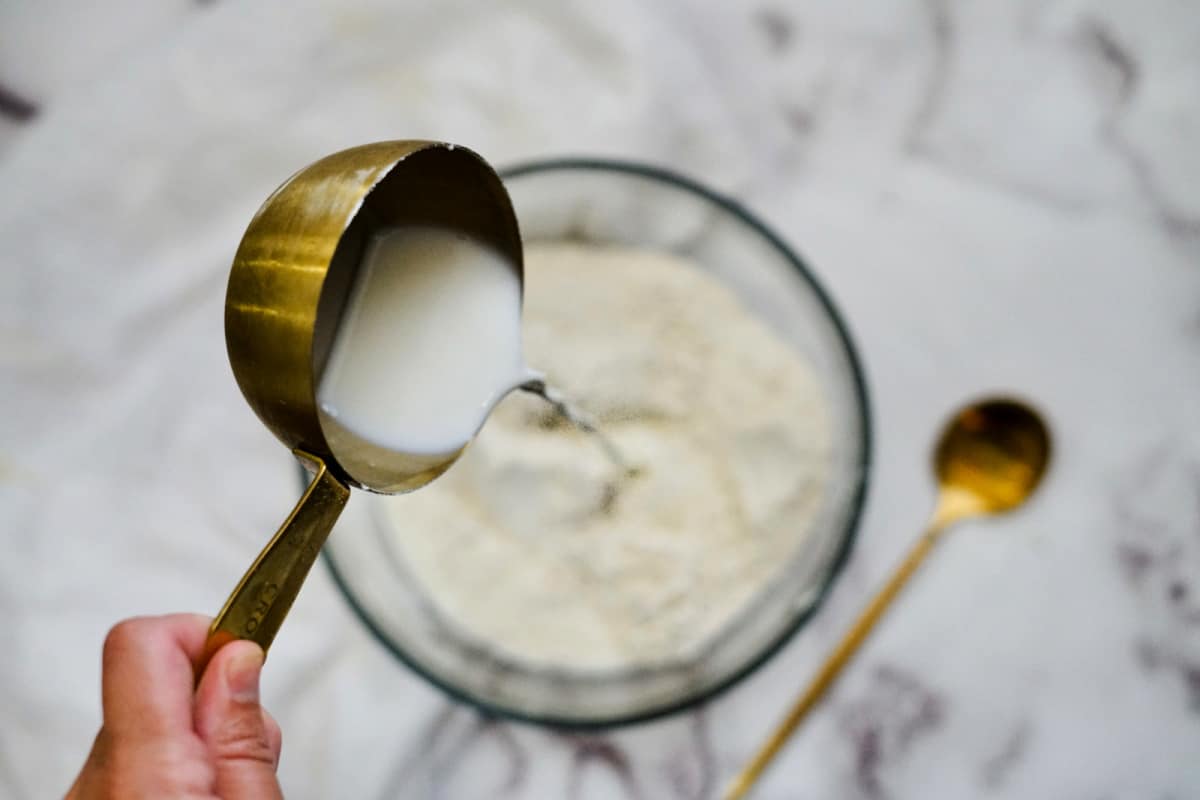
<box><xmin>202</xmin><ymin>141</ymin><xmax>523</xmax><ymax>672</ymax></box>
<box><xmin>723</xmin><ymin>398</ymin><xmax>1051</xmax><ymax>800</ymax></box>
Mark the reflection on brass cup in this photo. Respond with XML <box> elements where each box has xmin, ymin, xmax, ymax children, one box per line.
<box><xmin>204</xmin><ymin>141</ymin><xmax>523</xmax><ymax>670</ymax></box>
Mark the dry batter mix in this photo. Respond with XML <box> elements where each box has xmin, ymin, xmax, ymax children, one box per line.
<box><xmin>380</xmin><ymin>242</ymin><xmax>831</xmax><ymax>671</ymax></box>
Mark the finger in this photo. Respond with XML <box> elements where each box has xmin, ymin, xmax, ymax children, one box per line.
<box><xmin>101</xmin><ymin>614</ymin><xmax>212</xmax><ymax>737</ymax></box>
<box><xmin>262</xmin><ymin>709</ymin><xmax>283</xmax><ymax>769</ymax></box>
<box><xmin>194</xmin><ymin>641</ymin><xmax>283</xmax><ymax>799</ymax></box>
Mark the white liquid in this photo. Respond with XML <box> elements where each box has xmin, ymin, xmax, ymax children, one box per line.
<box><xmin>317</xmin><ymin>226</ymin><xmax>529</xmax><ymax>460</ymax></box>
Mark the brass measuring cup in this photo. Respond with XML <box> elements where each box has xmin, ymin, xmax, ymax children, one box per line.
<box><xmin>204</xmin><ymin>140</ymin><xmax>523</xmax><ymax>669</ymax></box>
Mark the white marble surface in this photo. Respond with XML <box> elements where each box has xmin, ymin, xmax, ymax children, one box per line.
<box><xmin>2</xmin><ymin>1</ymin><xmax>1199</xmax><ymax>797</ymax></box>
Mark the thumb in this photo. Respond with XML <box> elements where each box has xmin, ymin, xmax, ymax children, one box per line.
<box><xmin>194</xmin><ymin>641</ymin><xmax>283</xmax><ymax>800</ymax></box>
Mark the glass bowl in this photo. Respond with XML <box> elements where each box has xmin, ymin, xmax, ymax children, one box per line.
<box><xmin>319</xmin><ymin>159</ymin><xmax>871</xmax><ymax>727</ymax></box>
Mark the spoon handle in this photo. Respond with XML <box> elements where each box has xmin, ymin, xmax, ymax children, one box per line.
<box><xmin>722</xmin><ymin>517</ymin><xmax>952</xmax><ymax>800</ymax></box>
<box><xmin>197</xmin><ymin>450</ymin><xmax>350</xmax><ymax>678</ymax></box>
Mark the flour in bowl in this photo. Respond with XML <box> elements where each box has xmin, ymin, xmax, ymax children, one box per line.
<box><xmin>379</xmin><ymin>242</ymin><xmax>831</xmax><ymax>671</ymax></box>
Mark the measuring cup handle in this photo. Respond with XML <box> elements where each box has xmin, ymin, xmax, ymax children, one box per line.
<box><xmin>198</xmin><ymin>450</ymin><xmax>350</xmax><ymax>677</ymax></box>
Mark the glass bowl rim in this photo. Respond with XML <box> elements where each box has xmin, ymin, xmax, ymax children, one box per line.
<box><xmin>319</xmin><ymin>156</ymin><xmax>874</xmax><ymax>729</ymax></box>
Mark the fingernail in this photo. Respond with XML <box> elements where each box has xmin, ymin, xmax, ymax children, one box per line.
<box><xmin>225</xmin><ymin>644</ymin><xmax>264</xmax><ymax>703</ymax></box>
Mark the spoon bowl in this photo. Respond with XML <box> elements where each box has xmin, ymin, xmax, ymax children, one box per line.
<box><xmin>226</xmin><ymin>140</ymin><xmax>523</xmax><ymax>493</ymax></box>
<box><xmin>934</xmin><ymin>399</ymin><xmax>1051</xmax><ymax>515</ymax></box>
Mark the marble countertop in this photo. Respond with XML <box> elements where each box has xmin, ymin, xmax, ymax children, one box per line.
<box><xmin>2</xmin><ymin>1</ymin><xmax>1198</xmax><ymax>797</ymax></box>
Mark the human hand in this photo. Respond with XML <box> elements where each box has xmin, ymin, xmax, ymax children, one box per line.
<box><xmin>67</xmin><ymin>614</ymin><xmax>283</xmax><ymax>799</ymax></box>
